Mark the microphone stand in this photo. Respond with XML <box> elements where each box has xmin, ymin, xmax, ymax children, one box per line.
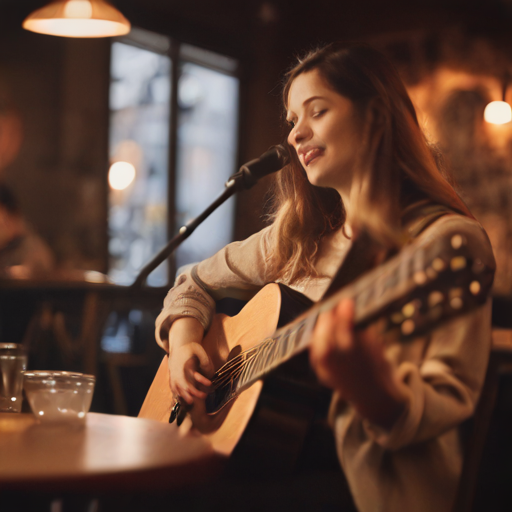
<box><xmin>130</xmin><ymin>161</ymin><xmax>273</xmax><ymax>289</ymax></box>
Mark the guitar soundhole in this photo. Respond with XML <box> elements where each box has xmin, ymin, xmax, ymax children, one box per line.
<box><xmin>205</xmin><ymin>346</ymin><xmax>244</xmax><ymax>414</ymax></box>
<box><xmin>205</xmin><ymin>381</ymin><xmax>233</xmax><ymax>415</ymax></box>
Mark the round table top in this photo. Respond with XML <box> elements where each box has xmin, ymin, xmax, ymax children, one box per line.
<box><xmin>0</xmin><ymin>412</ymin><xmax>225</xmax><ymax>492</ymax></box>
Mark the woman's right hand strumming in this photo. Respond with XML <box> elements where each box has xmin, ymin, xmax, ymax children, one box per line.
<box><xmin>167</xmin><ymin>317</ymin><xmax>213</xmax><ymax>404</ymax></box>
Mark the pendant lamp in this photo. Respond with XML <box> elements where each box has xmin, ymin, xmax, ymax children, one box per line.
<box><xmin>22</xmin><ymin>0</ymin><xmax>131</xmax><ymax>38</ymax></box>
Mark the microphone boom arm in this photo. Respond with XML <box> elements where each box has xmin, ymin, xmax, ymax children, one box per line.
<box><xmin>130</xmin><ymin>145</ymin><xmax>288</xmax><ymax>289</ymax></box>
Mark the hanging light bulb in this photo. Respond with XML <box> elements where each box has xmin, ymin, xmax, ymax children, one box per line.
<box><xmin>484</xmin><ymin>77</ymin><xmax>512</xmax><ymax>125</ymax></box>
<box><xmin>22</xmin><ymin>0</ymin><xmax>131</xmax><ymax>38</ymax></box>
<box><xmin>109</xmin><ymin>161</ymin><xmax>136</xmax><ymax>190</ymax></box>
<box><xmin>484</xmin><ymin>101</ymin><xmax>512</xmax><ymax>125</ymax></box>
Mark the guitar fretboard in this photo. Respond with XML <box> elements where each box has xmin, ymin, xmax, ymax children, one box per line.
<box><xmin>218</xmin><ymin>240</ymin><xmax>424</xmax><ymax>394</ymax></box>
<box><xmin>208</xmin><ymin>217</ymin><xmax>495</xmax><ymax>413</ymax></box>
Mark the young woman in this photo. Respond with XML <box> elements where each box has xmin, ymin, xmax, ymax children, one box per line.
<box><xmin>154</xmin><ymin>43</ymin><xmax>494</xmax><ymax>512</ymax></box>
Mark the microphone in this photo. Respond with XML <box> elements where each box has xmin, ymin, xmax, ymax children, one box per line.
<box><xmin>229</xmin><ymin>144</ymin><xmax>290</xmax><ymax>189</ymax></box>
<box><xmin>132</xmin><ymin>144</ymin><xmax>289</xmax><ymax>288</ymax></box>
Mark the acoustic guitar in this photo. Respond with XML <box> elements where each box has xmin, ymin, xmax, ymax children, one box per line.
<box><xmin>138</xmin><ymin>216</ymin><xmax>495</xmax><ymax>470</ymax></box>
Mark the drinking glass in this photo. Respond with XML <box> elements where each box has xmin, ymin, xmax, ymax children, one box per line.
<box><xmin>0</xmin><ymin>343</ymin><xmax>27</xmax><ymax>412</ymax></box>
<box><xmin>24</xmin><ymin>371</ymin><xmax>95</xmax><ymax>424</ymax></box>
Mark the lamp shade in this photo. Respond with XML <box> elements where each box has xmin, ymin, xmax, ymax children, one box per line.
<box><xmin>22</xmin><ymin>0</ymin><xmax>131</xmax><ymax>38</ymax></box>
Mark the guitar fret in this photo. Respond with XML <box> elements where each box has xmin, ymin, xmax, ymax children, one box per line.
<box><xmin>239</xmin><ymin>339</ymin><xmax>272</xmax><ymax>388</ymax></box>
<box><xmin>234</xmin><ymin>318</ymin><xmax>313</xmax><ymax>392</ymax></box>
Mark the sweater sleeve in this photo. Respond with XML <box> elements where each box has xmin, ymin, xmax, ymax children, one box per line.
<box><xmin>155</xmin><ymin>226</ymin><xmax>273</xmax><ymax>351</ymax></box>
<box><xmin>361</xmin><ymin>299</ymin><xmax>492</xmax><ymax>450</ymax></box>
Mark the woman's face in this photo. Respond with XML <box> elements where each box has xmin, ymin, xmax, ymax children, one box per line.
<box><xmin>286</xmin><ymin>69</ymin><xmax>366</xmax><ymax>192</ymax></box>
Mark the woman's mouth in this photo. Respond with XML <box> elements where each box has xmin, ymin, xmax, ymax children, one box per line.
<box><xmin>302</xmin><ymin>147</ymin><xmax>324</xmax><ymax>166</ymax></box>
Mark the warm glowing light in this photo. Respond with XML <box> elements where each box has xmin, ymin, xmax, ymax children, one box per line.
<box><xmin>64</xmin><ymin>0</ymin><xmax>93</xmax><ymax>18</ymax></box>
<box><xmin>109</xmin><ymin>161</ymin><xmax>136</xmax><ymax>190</ymax></box>
<box><xmin>484</xmin><ymin>101</ymin><xmax>512</xmax><ymax>125</ymax></box>
<box><xmin>22</xmin><ymin>0</ymin><xmax>131</xmax><ymax>38</ymax></box>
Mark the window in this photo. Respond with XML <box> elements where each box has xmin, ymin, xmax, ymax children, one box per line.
<box><xmin>107</xmin><ymin>29</ymin><xmax>239</xmax><ymax>287</ymax></box>
<box><xmin>175</xmin><ymin>45</ymin><xmax>239</xmax><ymax>270</ymax></box>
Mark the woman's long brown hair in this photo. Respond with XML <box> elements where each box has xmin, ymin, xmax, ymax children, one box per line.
<box><xmin>267</xmin><ymin>42</ymin><xmax>471</xmax><ymax>284</ymax></box>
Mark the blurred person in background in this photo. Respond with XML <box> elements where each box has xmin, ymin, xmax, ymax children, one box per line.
<box><xmin>0</xmin><ymin>183</ymin><xmax>54</xmax><ymax>278</ymax></box>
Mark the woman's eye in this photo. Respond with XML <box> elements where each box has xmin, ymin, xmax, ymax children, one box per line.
<box><xmin>287</xmin><ymin>120</ymin><xmax>296</xmax><ymax>128</ymax></box>
<box><xmin>312</xmin><ymin>109</ymin><xmax>327</xmax><ymax>118</ymax></box>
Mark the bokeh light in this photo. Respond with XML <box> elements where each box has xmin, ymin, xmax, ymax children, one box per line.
<box><xmin>108</xmin><ymin>161</ymin><xmax>136</xmax><ymax>190</ymax></box>
<box><xmin>484</xmin><ymin>101</ymin><xmax>512</xmax><ymax>125</ymax></box>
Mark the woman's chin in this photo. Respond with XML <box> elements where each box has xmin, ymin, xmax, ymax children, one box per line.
<box><xmin>306</xmin><ymin>172</ymin><xmax>331</xmax><ymax>188</ymax></box>
<box><xmin>304</xmin><ymin>168</ymin><xmax>320</xmax><ymax>185</ymax></box>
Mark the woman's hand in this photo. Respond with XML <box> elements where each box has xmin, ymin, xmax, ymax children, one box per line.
<box><xmin>310</xmin><ymin>299</ymin><xmax>408</xmax><ymax>429</ymax></box>
<box><xmin>167</xmin><ymin>317</ymin><xmax>213</xmax><ymax>405</ymax></box>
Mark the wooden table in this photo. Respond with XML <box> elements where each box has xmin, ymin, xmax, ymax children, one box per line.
<box><xmin>0</xmin><ymin>412</ymin><xmax>225</xmax><ymax>493</ymax></box>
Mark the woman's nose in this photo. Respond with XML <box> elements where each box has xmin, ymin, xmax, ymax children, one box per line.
<box><xmin>288</xmin><ymin>121</ymin><xmax>310</xmax><ymax>146</ymax></box>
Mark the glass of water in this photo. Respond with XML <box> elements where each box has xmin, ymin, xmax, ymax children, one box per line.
<box><xmin>0</xmin><ymin>343</ymin><xmax>27</xmax><ymax>413</ymax></box>
<box><xmin>23</xmin><ymin>371</ymin><xmax>95</xmax><ymax>424</ymax></box>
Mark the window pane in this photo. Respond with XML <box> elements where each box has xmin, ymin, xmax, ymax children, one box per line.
<box><xmin>108</xmin><ymin>41</ymin><xmax>171</xmax><ymax>286</ymax></box>
<box><xmin>175</xmin><ymin>61</ymin><xmax>239</xmax><ymax>269</ymax></box>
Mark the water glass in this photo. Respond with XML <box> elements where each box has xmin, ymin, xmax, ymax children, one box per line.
<box><xmin>23</xmin><ymin>371</ymin><xmax>95</xmax><ymax>424</ymax></box>
<box><xmin>0</xmin><ymin>343</ymin><xmax>27</xmax><ymax>413</ymax></box>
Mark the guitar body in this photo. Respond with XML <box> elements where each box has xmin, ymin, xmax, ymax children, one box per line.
<box><xmin>139</xmin><ymin>284</ymin><xmax>284</xmax><ymax>457</ymax></box>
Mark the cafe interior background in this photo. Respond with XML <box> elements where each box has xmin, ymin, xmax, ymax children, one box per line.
<box><xmin>1</xmin><ymin>0</ymin><xmax>512</xmax><ymax>508</ymax></box>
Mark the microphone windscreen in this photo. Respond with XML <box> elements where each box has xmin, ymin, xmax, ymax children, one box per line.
<box><xmin>240</xmin><ymin>145</ymin><xmax>290</xmax><ymax>181</ymax></box>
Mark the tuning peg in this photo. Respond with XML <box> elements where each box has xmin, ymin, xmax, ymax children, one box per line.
<box><xmin>402</xmin><ymin>299</ymin><xmax>421</xmax><ymax>318</ymax></box>
<box><xmin>413</xmin><ymin>271</ymin><xmax>427</xmax><ymax>285</ymax></box>
<box><xmin>450</xmin><ymin>297</ymin><xmax>463</xmax><ymax>309</ymax></box>
<box><xmin>428</xmin><ymin>291</ymin><xmax>444</xmax><ymax>308</ymax></box>
<box><xmin>431</xmin><ymin>258</ymin><xmax>446</xmax><ymax>272</ymax></box>
<box><xmin>401</xmin><ymin>319</ymin><xmax>415</xmax><ymax>336</ymax></box>
<box><xmin>470</xmin><ymin>281</ymin><xmax>481</xmax><ymax>295</ymax></box>
<box><xmin>449</xmin><ymin>288</ymin><xmax>464</xmax><ymax>309</ymax></box>
<box><xmin>450</xmin><ymin>256</ymin><xmax>467</xmax><ymax>271</ymax></box>
<box><xmin>451</xmin><ymin>234</ymin><xmax>465</xmax><ymax>249</ymax></box>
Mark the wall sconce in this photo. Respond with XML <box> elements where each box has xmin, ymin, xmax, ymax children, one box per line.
<box><xmin>484</xmin><ymin>77</ymin><xmax>512</xmax><ymax>125</ymax></box>
<box><xmin>22</xmin><ymin>0</ymin><xmax>130</xmax><ymax>38</ymax></box>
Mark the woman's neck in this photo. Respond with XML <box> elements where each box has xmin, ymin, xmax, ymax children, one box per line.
<box><xmin>336</xmin><ymin>182</ymin><xmax>357</xmax><ymax>238</ymax></box>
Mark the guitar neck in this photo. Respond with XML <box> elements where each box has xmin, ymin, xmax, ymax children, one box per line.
<box><xmin>208</xmin><ymin>216</ymin><xmax>495</xmax><ymax>412</ymax></box>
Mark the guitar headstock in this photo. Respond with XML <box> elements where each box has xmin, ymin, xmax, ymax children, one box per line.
<box><xmin>354</xmin><ymin>227</ymin><xmax>495</xmax><ymax>341</ymax></box>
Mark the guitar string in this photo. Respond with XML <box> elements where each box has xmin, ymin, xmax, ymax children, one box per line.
<box><xmin>212</xmin><ymin>318</ymin><xmax>312</xmax><ymax>395</ymax></box>
<box><xmin>233</xmin><ymin>320</ymin><xmax>310</xmax><ymax>391</ymax></box>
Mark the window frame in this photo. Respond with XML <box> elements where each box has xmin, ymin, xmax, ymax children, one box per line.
<box><xmin>108</xmin><ymin>28</ymin><xmax>242</xmax><ymax>287</ymax></box>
